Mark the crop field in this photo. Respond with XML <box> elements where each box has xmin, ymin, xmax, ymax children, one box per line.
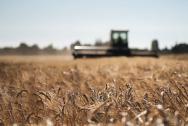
<box><xmin>0</xmin><ymin>55</ymin><xmax>187</xmax><ymax>126</ymax></box>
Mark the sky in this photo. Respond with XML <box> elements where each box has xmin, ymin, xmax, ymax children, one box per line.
<box><xmin>0</xmin><ymin>0</ymin><xmax>188</xmax><ymax>49</ymax></box>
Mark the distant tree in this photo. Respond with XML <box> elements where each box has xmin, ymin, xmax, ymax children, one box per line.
<box><xmin>43</xmin><ymin>44</ymin><xmax>57</xmax><ymax>54</ymax></box>
<box><xmin>31</xmin><ymin>44</ymin><xmax>39</xmax><ymax>49</ymax></box>
<box><xmin>163</xmin><ymin>46</ymin><xmax>169</xmax><ymax>51</ymax></box>
<box><xmin>70</xmin><ymin>40</ymin><xmax>81</xmax><ymax>49</ymax></box>
<box><xmin>95</xmin><ymin>39</ymin><xmax>103</xmax><ymax>46</ymax></box>
<box><xmin>171</xmin><ymin>43</ymin><xmax>188</xmax><ymax>53</ymax></box>
<box><xmin>17</xmin><ymin>42</ymin><xmax>30</xmax><ymax>54</ymax></box>
<box><xmin>160</xmin><ymin>46</ymin><xmax>170</xmax><ymax>54</ymax></box>
<box><xmin>31</xmin><ymin>44</ymin><xmax>39</xmax><ymax>51</ymax></box>
<box><xmin>18</xmin><ymin>43</ymin><xmax>29</xmax><ymax>49</ymax></box>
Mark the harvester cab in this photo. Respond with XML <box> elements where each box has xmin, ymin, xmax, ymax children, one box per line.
<box><xmin>111</xmin><ymin>30</ymin><xmax>128</xmax><ymax>48</ymax></box>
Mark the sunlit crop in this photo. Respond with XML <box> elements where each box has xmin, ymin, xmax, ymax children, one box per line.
<box><xmin>0</xmin><ymin>55</ymin><xmax>187</xmax><ymax>126</ymax></box>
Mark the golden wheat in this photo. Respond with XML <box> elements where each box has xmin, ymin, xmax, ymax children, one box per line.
<box><xmin>0</xmin><ymin>55</ymin><xmax>187</xmax><ymax>126</ymax></box>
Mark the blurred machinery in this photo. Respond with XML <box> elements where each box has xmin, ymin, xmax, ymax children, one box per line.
<box><xmin>72</xmin><ymin>30</ymin><xmax>159</xmax><ymax>58</ymax></box>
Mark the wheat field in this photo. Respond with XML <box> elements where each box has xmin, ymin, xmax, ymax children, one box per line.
<box><xmin>0</xmin><ymin>55</ymin><xmax>187</xmax><ymax>126</ymax></box>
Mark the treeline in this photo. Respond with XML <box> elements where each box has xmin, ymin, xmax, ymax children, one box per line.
<box><xmin>160</xmin><ymin>43</ymin><xmax>188</xmax><ymax>54</ymax></box>
<box><xmin>0</xmin><ymin>43</ymin><xmax>69</xmax><ymax>55</ymax></box>
<box><xmin>0</xmin><ymin>42</ymin><xmax>187</xmax><ymax>55</ymax></box>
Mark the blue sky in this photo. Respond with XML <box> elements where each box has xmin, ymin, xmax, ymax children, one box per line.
<box><xmin>0</xmin><ymin>0</ymin><xmax>188</xmax><ymax>49</ymax></box>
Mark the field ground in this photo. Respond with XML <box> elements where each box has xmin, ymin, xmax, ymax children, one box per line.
<box><xmin>0</xmin><ymin>55</ymin><xmax>187</xmax><ymax>126</ymax></box>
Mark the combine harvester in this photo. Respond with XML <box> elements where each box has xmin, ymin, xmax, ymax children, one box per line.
<box><xmin>72</xmin><ymin>30</ymin><xmax>159</xmax><ymax>58</ymax></box>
